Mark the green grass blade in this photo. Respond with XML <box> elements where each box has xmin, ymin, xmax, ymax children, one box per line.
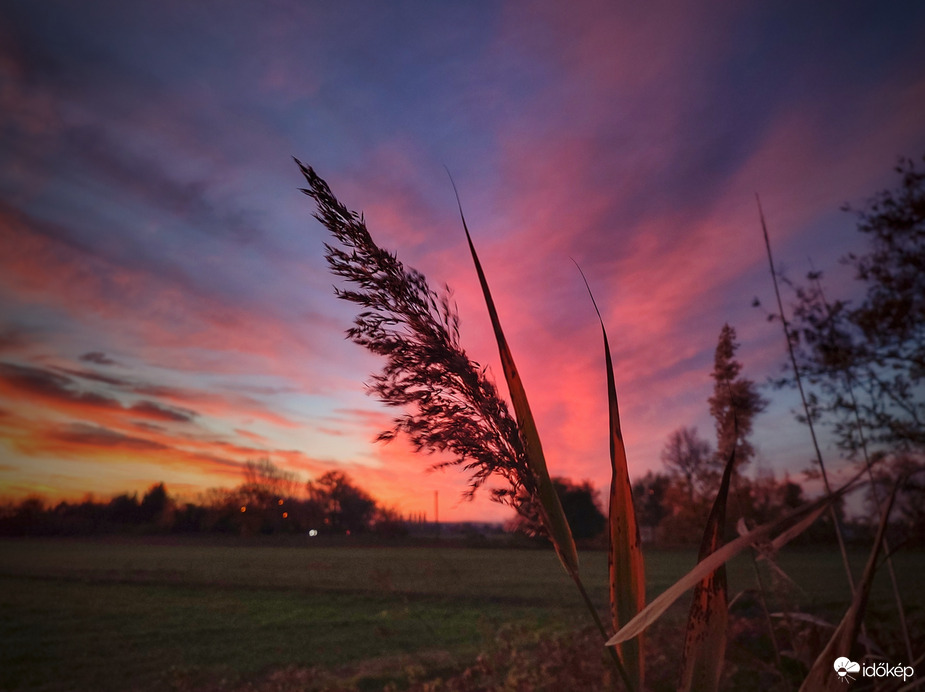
<box><xmin>576</xmin><ymin>264</ymin><xmax>645</xmax><ymax>689</ymax></box>
<box><xmin>678</xmin><ymin>443</ymin><xmax>736</xmax><ymax>692</ymax></box>
<box><xmin>450</xmin><ymin>183</ymin><xmax>578</xmax><ymax>576</ymax></box>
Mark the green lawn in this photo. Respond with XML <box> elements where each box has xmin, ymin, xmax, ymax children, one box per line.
<box><xmin>1</xmin><ymin>538</ymin><xmax>922</xmax><ymax>691</ymax></box>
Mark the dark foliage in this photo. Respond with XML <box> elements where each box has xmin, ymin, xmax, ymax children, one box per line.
<box><xmin>139</xmin><ymin>482</ymin><xmax>169</xmax><ymax>523</ymax></box>
<box><xmin>785</xmin><ymin>155</ymin><xmax>925</xmax><ymax>457</ymax></box>
<box><xmin>508</xmin><ymin>478</ymin><xmax>606</xmax><ymax>540</ymax></box>
<box><xmin>660</xmin><ymin>427</ymin><xmax>714</xmax><ymax>503</ymax></box>
<box><xmin>867</xmin><ymin>455</ymin><xmax>925</xmax><ymax>545</ymax></box>
<box><xmin>632</xmin><ymin>472</ymin><xmax>671</xmax><ymax>531</ymax></box>
<box><xmin>307</xmin><ymin>470</ymin><xmax>377</xmax><ymax>534</ymax></box>
<box><xmin>0</xmin><ymin>462</ymin><xmax>385</xmax><ymax>537</ymax></box>
<box><xmin>556</xmin><ymin>479</ymin><xmax>606</xmax><ymax>540</ymax></box>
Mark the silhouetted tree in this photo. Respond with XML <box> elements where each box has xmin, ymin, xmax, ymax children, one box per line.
<box><xmin>632</xmin><ymin>472</ymin><xmax>671</xmax><ymax>539</ymax></box>
<box><xmin>172</xmin><ymin>502</ymin><xmax>208</xmax><ymax>533</ymax></box>
<box><xmin>236</xmin><ymin>459</ymin><xmax>302</xmax><ymax>533</ymax></box>
<box><xmin>372</xmin><ymin>505</ymin><xmax>409</xmax><ymax>537</ymax></box>
<box><xmin>786</xmin><ymin>155</ymin><xmax>925</xmax><ymax>458</ymax></box>
<box><xmin>307</xmin><ymin>471</ymin><xmax>377</xmax><ymax>534</ymax></box>
<box><xmin>510</xmin><ymin>478</ymin><xmax>606</xmax><ymax>540</ymax></box>
<box><xmin>199</xmin><ymin>487</ymin><xmax>244</xmax><ymax>533</ymax></box>
<box><xmin>731</xmin><ymin>469</ymin><xmax>805</xmax><ymax>527</ymax></box>
<box><xmin>556</xmin><ymin>478</ymin><xmax>606</xmax><ymax>540</ymax></box>
<box><xmin>107</xmin><ymin>492</ymin><xmax>141</xmax><ymax>525</ymax></box>
<box><xmin>1</xmin><ymin>496</ymin><xmax>47</xmax><ymax>535</ymax></box>
<box><xmin>866</xmin><ymin>455</ymin><xmax>925</xmax><ymax>546</ymax></box>
<box><xmin>139</xmin><ymin>483</ymin><xmax>170</xmax><ymax>524</ymax></box>
<box><xmin>780</xmin><ymin>478</ymin><xmax>804</xmax><ymax>510</ymax></box>
<box><xmin>241</xmin><ymin>459</ymin><xmax>298</xmax><ymax>508</ymax></box>
<box><xmin>708</xmin><ymin>324</ymin><xmax>767</xmax><ymax>469</ymax></box>
<box><xmin>660</xmin><ymin>427</ymin><xmax>714</xmax><ymax>503</ymax></box>
<box><xmin>0</xmin><ymin>469</ymin><xmax>388</xmax><ymax>537</ymax></box>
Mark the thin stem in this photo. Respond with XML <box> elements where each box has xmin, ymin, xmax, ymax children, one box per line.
<box><xmin>809</xmin><ymin>271</ymin><xmax>914</xmax><ymax>662</ymax></box>
<box><xmin>756</xmin><ymin>196</ymin><xmax>856</xmax><ymax>597</ymax></box>
<box><xmin>750</xmin><ymin>554</ymin><xmax>785</xmax><ymax>678</ymax></box>
<box><xmin>570</xmin><ymin>570</ymin><xmax>635</xmax><ymax>691</ymax></box>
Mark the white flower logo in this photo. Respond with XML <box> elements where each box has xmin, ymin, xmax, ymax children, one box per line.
<box><xmin>834</xmin><ymin>657</ymin><xmax>860</xmax><ymax>683</ymax></box>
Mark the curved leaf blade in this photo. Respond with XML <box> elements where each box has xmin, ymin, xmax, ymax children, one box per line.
<box><xmin>452</xmin><ymin>184</ymin><xmax>578</xmax><ymax>575</ymax></box>
<box><xmin>577</xmin><ymin>264</ymin><xmax>645</xmax><ymax>689</ymax></box>
<box><xmin>678</xmin><ymin>443</ymin><xmax>735</xmax><ymax>692</ymax></box>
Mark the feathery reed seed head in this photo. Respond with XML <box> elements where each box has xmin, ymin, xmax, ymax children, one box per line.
<box><xmin>296</xmin><ymin>159</ymin><xmax>537</xmax><ymax>513</ymax></box>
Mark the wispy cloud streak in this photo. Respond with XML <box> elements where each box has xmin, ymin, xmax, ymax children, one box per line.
<box><xmin>1</xmin><ymin>2</ymin><xmax>924</xmax><ymax>516</ymax></box>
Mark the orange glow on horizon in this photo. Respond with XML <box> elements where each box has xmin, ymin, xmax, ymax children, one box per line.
<box><xmin>2</xmin><ymin>1</ymin><xmax>922</xmax><ymax>527</ymax></box>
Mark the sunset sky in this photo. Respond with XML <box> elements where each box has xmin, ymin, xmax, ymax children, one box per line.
<box><xmin>2</xmin><ymin>2</ymin><xmax>925</xmax><ymax>522</ymax></box>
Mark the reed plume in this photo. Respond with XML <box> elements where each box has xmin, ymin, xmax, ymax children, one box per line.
<box><xmin>296</xmin><ymin>159</ymin><xmax>536</xmax><ymax>514</ymax></box>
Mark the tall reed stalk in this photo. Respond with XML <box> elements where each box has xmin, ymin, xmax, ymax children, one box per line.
<box><xmin>756</xmin><ymin>196</ymin><xmax>856</xmax><ymax>596</ymax></box>
<box><xmin>451</xmin><ymin>182</ymin><xmax>634</xmax><ymax>689</ymax></box>
<box><xmin>574</xmin><ymin>263</ymin><xmax>646</xmax><ymax>690</ymax></box>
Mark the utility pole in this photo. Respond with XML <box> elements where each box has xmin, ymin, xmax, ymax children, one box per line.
<box><xmin>434</xmin><ymin>490</ymin><xmax>440</xmax><ymax>539</ymax></box>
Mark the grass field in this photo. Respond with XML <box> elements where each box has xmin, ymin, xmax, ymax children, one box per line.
<box><xmin>1</xmin><ymin>538</ymin><xmax>922</xmax><ymax>691</ymax></box>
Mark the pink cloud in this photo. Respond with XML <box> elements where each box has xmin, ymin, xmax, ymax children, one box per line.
<box><xmin>4</xmin><ymin>1</ymin><xmax>923</xmax><ymax>520</ymax></box>
<box><xmin>0</xmin><ymin>203</ymin><xmax>346</xmax><ymax>389</ymax></box>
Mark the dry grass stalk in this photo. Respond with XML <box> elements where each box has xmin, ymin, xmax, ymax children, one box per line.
<box><xmin>448</xmin><ymin>177</ymin><xmax>578</xmax><ymax>576</ymax></box>
<box><xmin>756</xmin><ymin>196</ymin><xmax>857</xmax><ymax>597</ymax></box>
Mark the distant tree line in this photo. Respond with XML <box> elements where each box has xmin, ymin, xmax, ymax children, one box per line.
<box><xmin>5</xmin><ymin>278</ymin><xmax>922</xmax><ymax>547</ymax></box>
<box><xmin>0</xmin><ymin>461</ymin><xmax>406</xmax><ymax>538</ymax></box>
